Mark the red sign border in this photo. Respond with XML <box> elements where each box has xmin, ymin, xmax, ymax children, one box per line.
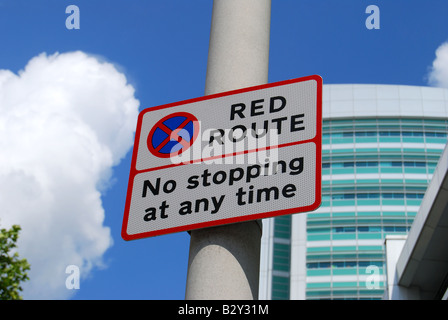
<box><xmin>122</xmin><ymin>75</ymin><xmax>323</xmax><ymax>241</ymax></box>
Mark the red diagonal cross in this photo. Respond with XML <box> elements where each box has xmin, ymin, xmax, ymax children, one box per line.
<box><xmin>155</xmin><ymin>117</ymin><xmax>193</xmax><ymax>153</ymax></box>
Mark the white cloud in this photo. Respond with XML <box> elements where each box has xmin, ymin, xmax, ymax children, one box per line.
<box><xmin>428</xmin><ymin>42</ymin><xmax>448</xmax><ymax>88</ymax></box>
<box><xmin>0</xmin><ymin>51</ymin><xmax>139</xmax><ymax>299</ymax></box>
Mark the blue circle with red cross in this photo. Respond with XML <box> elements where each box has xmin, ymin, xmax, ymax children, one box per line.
<box><xmin>147</xmin><ymin>112</ymin><xmax>199</xmax><ymax>158</ymax></box>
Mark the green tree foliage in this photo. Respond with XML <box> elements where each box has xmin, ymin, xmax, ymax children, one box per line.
<box><xmin>0</xmin><ymin>224</ymin><xmax>30</xmax><ymax>300</ymax></box>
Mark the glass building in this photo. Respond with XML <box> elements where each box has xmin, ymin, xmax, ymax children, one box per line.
<box><xmin>259</xmin><ymin>84</ymin><xmax>448</xmax><ymax>300</ymax></box>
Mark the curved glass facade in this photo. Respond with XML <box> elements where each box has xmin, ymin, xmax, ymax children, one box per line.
<box><xmin>259</xmin><ymin>84</ymin><xmax>448</xmax><ymax>300</ymax></box>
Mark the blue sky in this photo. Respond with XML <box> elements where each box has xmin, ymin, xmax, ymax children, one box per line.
<box><xmin>1</xmin><ymin>0</ymin><xmax>448</xmax><ymax>300</ymax></box>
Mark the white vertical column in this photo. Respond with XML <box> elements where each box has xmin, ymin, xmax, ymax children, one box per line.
<box><xmin>185</xmin><ymin>0</ymin><xmax>271</xmax><ymax>300</ymax></box>
<box><xmin>259</xmin><ymin>218</ymin><xmax>275</xmax><ymax>300</ymax></box>
<box><xmin>290</xmin><ymin>213</ymin><xmax>307</xmax><ymax>299</ymax></box>
<box><xmin>384</xmin><ymin>235</ymin><xmax>420</xmax><ymax>300</ymax></box>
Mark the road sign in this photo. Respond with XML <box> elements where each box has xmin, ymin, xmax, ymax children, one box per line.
<box><xmin>122</xmin><ymin>75</ymin><xmax>322</xmax><ymax>240</ymax></box>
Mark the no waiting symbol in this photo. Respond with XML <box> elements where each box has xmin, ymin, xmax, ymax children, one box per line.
<box><xmin>147</xmin><ymin>112</ymin><xmax>199</xmax><ymax>158</ymax></box>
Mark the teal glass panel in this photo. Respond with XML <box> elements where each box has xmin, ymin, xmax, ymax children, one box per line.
<box><xmin>333</xmin><ymin>200</ymin><xmax>356</xmax><ymax>206</ymax></box>
<box><xmin>359</xmin><ymin>245</ymin><xmax>383</xmax><ymax>251</ymax></box>
<box><xmin>332</xmin><ymin>138</ymin><xmax>354</xmax><ymax>144</ymax></box>
<box><xmin>402</xmin><ymin>137</ymin><xmax>424</xmax><ymax>143</ymax></box>
<box><xmin>379</xmin><ymin>137</ymin><xmax>401</xmax><ymax>143</ymax></box>
<box><xmin>355</xmin><ymin>137</ymin><xmax>378</xmax><ymax>143</ymax></box>
<box><xmin>310</xmin><ymin>213</ymin><xmax>331</xmax><ymax>219</ymax></box>
<box><xmin>332</xmin><ymin>212</ymin><xmax>356</xmax><ymax>217</ymax></box>
<box><xmin>357</xmin><ymin>211</ymin><xmax>381</xmax><ymax>217</ymax></box>
<box><xmin>321</xmin><ymin>200</ymin><xmax>331</xmax><ymax>207</ymax></box>
<box><xmin>382</xmin><ymin>199</ymin><xmax>405</xmax><ymax>206</ymax></box>
<box><xmin>307</xmin><ymin>282</ymin><xmax>331</xmax><ymax>289</ymax></box>
<box><xmin>406</xmin><ymin>199</ymin><xmax>422</xmax><ymax>206</ymax></box>
<box><xmin>307</xmin><ymin>247</ymin><xmax>331</xmax><ymax>253</ymax></box>
<box><xmin>332</xmin><ymin>168</ymin><xmax>355</xmax><ymax>175</ymax></box>
<box><xmin>426</xmin><ymin>138</ymin><xmax>447</xmax><ymax>144</ymax></box>
<box><xmin>274</xmin><ymin>215</ymin><xmax>291</xmax><ymax>239</ymax></box>
<box><xmin>272</xmin><ymin>276</ymin><xmax>290</xmax><ymax>300</ymax></box>
<box><xmin>357</xmin><ymin>199</ymin><xmax>381</xmax><ymax>206</ymax></box>
<box><xmin>358</xmin><ymin>233</ymin><xmax>382</xmax><ymax>240</ymax></box>
<box><xmin>333</xmin><ymin>246</ymin><xmax>357</xmax><ymax>252</ymax></box>
<box><xmin>333</xmin><ymin>233</ymin><xmax>356</xmax><ymax>240</ymax></box>
<box><xmin>380</xmin><ymin>168</ymin><xmax>403</xmax><ymax>173</ymax></box>
<box><xmin>332</xmin><ymin>269</ymin><xmax>357</xmax><ymax>276</ymax></box>
<box><xmin>306</xmin><ymin>254</ymin><xmax>332</xmax><ymax>261</ymax></box>
<box><xmin>306</xmin><ymin>290</ymin><xmax>331</xmax><ymax>297</ymax></box>
<box><xmin>332</xmin><ymin>282</ymin><xmax>358</xmax><ymax>288</ymax></box>
<box><xmin>307</xmin><ymin>269</ymin><xmax>331</xmax><ymax>276</ymax></box>
<box><xmin>404</xmin><ymin>168</ymin><xmax>427</xmax><ymax>174</ymax></box>
<box><xmin>308</xmin><ymin>234</ymin><xmax>331</xmax><ymax>241</ymax></box>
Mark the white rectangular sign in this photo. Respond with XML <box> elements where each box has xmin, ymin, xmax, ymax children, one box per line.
<box><xmin>122</xmin><ymin>75</ymin><xmax>322</xmax><ymax>240</ymax></box>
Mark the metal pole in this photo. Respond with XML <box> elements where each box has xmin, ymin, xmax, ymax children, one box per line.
<box><xmin>185</xmin><ymin>0</ymin><xmax>271</xmax><ymax>300</ymax></box>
